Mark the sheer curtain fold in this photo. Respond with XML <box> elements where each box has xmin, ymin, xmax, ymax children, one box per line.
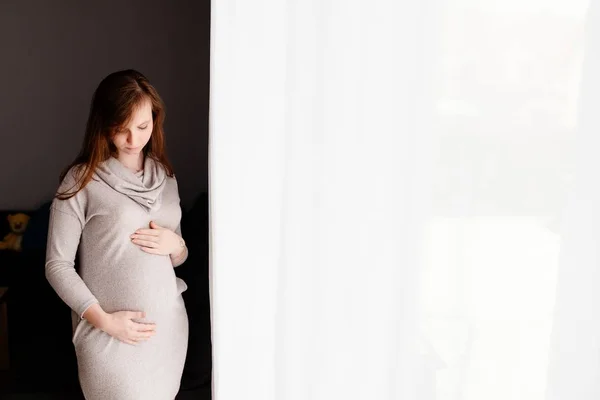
<box><xmin>546</xmin><ymin>2</ymin><xmax>600</xmax><ymax>398</ymax></box>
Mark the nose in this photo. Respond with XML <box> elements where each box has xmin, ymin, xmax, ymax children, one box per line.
<box><xmin>127</xmin><ymin>132</ymin><xmax>136</xmax><ymax>146</ymax></box>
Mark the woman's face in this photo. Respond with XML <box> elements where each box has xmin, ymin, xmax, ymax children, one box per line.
<box><xmin>111</xmin><ymin>98</ymin><xmax>153</xmax><ymax>157</ymax></box>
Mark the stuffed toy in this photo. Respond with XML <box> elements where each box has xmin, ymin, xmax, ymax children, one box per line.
<box><xmin>0</xmin><ymin>213</ymin><xmax>31</xmax><ymax>252</ymax></box>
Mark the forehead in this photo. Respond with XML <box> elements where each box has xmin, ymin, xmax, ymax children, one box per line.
<box><xmin>127</xmin><ymin>98</ymin><xmax>153</xmax><ymax>124</ymax></box>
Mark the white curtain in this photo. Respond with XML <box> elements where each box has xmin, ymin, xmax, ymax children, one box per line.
<box><xmin>209</xmin><ymin>1</ymin><xmax>595</xmax><ymax>399</ymax></box>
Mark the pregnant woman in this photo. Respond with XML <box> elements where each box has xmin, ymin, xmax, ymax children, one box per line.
<box><xmin>45</xmin><ymin>69</ymin><xmax>189</xmax><ymax>399</ymax></box>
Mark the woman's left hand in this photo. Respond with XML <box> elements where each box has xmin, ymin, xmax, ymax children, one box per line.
<box><xmin>130</xmin><ymin>221</ymin><xmax>184</xmax><ymax>256</ymax></box>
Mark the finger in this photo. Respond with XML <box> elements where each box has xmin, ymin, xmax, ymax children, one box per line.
<box><xmin>131</xmin><ymin>234</ymin><xmax>159</xmax><ymax>242</ymax></box>
<box><xmin>134</xmin><ymin>323</ymin><xmax>157</xmax><ymax>332</ymax></box>
<box><xmin>124</xmin><ymin>339</ymin><xmax>137</xmax><ymax>346</ymax></box>
<box><xmin>140</xmin><ymin>247</ymin><xmax>163</xmax><ymax>255</ymax></box>
<box><xmin>135</xmin><ymin>332</ymin><xmax>155</xmax><ymax>340</ymax></box>
<box><xmin>135</xmin><ymin>229</ymin><xmax>160</xmax><ymax>236</ymax></box>
<box><xmin>132</xmin><ymin>239</ymin><xmax>159</xmax><ymax>248</ymax></box>
<box><xmin>129</xmin><ymin>311</ymin><xmax>146</xmax><ymax>319</ymax></box>
<box><xmin>136</xmin><ymin>328</ymin><xmax>156</xmax><ymax>336</ymax></box>
<box><xmin>150</xmin><ymin>221</ymin><xmax>163</xmax><ymax>229</ymax></box>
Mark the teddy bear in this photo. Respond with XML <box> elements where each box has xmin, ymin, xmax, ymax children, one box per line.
<box><xmin>0</xmin><ymin>213</ymin><xmax>31</xmax><ymax>252</ymax></box>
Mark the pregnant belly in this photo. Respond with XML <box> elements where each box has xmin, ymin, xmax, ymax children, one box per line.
<box><xmin>81</xmin><ymin>251</ymin><xmax>187</xmax><ymax>321</ymax></box>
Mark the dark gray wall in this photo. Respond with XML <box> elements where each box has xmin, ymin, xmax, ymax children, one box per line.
<box><xmin>0</xmin><ymin>0</ymin><xmax>209</xmax><ymax>211</ymax></box>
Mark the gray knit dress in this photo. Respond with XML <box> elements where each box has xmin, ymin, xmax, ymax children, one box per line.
<box><xmin>45</xmin><ymin>156</ymin><xmax>189</xmax><ymax>400</ymax></box>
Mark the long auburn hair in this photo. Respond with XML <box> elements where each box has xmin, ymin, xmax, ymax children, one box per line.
<box><xmin>57</xmin><ymin>69</ymin><xmax>174</xmax><ymax>200</ymax></box>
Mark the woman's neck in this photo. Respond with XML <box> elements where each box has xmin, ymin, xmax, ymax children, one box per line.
<box><xmin>116</xmin><ymin>152</ymin><xmax>144</xmax><ymax>173</ymax></box>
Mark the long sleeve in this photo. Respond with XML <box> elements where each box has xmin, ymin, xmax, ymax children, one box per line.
<box><xmin>170</xmin><ymin>176</ymin><xmax>188</xmax><ymax>268</ymax></box>
<box><xmin>45</xmin><ymin>170</ymin><xmax>98</xmax><ymax>319</ymax></box>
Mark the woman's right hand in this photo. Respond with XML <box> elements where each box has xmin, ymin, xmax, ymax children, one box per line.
<box><xmin>83</xmin><ymin>304</ymin><xmax>157</xmax><ymax>345</ymax></box>
<box><xmin>102</xmin><ymin>311</ymin><xmax>157</xmax><ymax>345</ymax></box>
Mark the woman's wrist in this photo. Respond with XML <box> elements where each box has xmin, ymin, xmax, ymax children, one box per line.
<box><xmin>170</xmin><ymin>236</ymin><xmax>186</xmax><ymax>259</ymax></box>
<box><xmin>83</xmin><ymin>303</ymin><xmax>111</xmax><ymax>331</ymax></box>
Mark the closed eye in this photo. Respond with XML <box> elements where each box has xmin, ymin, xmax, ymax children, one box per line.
<box><xmin>138</xmin><ymin>125</ymin><xmax>148</xmax><ymax>130</ymax></box>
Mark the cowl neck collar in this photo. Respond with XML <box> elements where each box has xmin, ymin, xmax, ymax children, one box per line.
<box><xmin>95</xmin><ymin>156</ymin><xmax>167</xmax><ymax>212</ymax></box>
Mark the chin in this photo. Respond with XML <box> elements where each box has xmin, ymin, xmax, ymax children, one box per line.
<box><xmin>124</xmin><ymin>148</ymin><xmax>142</xmax><ymax>155</ymax></box>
